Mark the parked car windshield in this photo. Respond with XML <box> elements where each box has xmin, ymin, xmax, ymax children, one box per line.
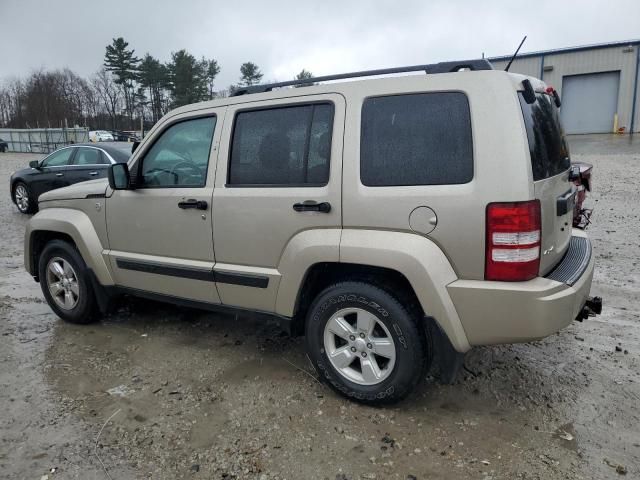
<box><xmin>519</xmin><ymin>92</ymin><xmax>570</xmax><ymax>181</ymax></box>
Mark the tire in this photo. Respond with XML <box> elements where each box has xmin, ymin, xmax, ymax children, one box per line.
<box><xmin>38</xmin><ymin>240</ymin><xmax>98</xmax><ymax>324</ymax></box>
<box><xmin>305</xmin><ymin>281</ymin><xmax>428</xmax><ymax>405</ymax></box>
<box><xmin>13</xmin><ymin>181</ymin><xmax>36</xmax><ymax>214</ymax></box>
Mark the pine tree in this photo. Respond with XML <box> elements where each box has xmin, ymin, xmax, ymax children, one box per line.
<box><xmin>295</xmin><ymin>69</ymin><xmax>314</xmax><ymax>87</ymax></box>
<box><xmin>205</xmin><ymin>58</ymin><xmax>221</xmax><ymax>99</ymax></box>
<box><xmin>239</xmin><ymin>62</ymin><xmax>263</xmax><ymax>86</ymax></box>
<box><xmin>104</xmin><ymin>37</ymin><xmax>140</xmax><ymax>128</ymax></box>
<box><xmin>166</xmin><ymin>50</ymin><xmax>209</xmax><ymax>108</ymax></box>
<box><xmin>138</xmin><ymin>54</ymin><xmax>169</xmax><ymax>122</ymax></box>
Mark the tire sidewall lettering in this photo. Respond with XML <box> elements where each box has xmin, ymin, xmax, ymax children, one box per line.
<box><xmin>315</xmin><ymin>294</ymin><xmax>409</xmax><ymax>352</ymax></box>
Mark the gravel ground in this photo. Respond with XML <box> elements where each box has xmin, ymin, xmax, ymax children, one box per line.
<box><xmin>1</xmin><ymin>134</ymin><xmax>639</xmax><ymax>480</ymax></box>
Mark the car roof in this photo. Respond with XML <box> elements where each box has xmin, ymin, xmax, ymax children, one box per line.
<box><xmin>167</xmin><ymin>69</ymin><xmax>534</xmax><ymax>118</ymax></box>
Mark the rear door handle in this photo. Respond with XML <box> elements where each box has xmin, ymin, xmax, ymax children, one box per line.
<box><xmin>293</xmin><ymin>201</ymin><xmax>331</xmax><ymax>213</ymax></box>
<box><xmin>557</xmin><ymin>188</ymin><xmax>577</xmax><ymax>216</ymax></box>
<box><xmin>55</xmin><ymin>172</ymin><xmax>64</xmax><ymax>177</ymax></box>
<box><xmin>178</xmin><ymin>199</ymin><xmax>208</xmax><ymax>210</ymax></box>
<box><xmin>89</xmin><ymin>171</ymin><xmax>98</xmax><ymax>176</ymax></box>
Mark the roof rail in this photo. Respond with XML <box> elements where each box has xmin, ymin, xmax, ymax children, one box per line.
<box><xmin>231</xmin><ymin>59</ymin><xmax>493</xmax><ymax>96</ymax></box>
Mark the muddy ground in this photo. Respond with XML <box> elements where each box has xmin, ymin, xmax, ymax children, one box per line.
<box><xmin>1</xmin><ymin>135</ymin><xmax>639</xmax><ymax>480</ymax></box>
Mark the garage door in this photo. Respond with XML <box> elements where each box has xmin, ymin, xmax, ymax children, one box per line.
<box><xmin>560</xmin><ymin>71</ymin><xmax>620</xmax><ymax>134</ymax></box>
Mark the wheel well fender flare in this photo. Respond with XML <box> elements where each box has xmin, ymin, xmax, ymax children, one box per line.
<box><xmin>25</xmin><ymin>208</ymin><xmax>114</xmax><ymax>286</ymax></box>
<box><xmin>275</xmin><ymin>228</ymin><xmax>341</xmax><ymax>316</ymax></box>
<box><xmin>338</xmin><ymin>230</ymin><xmax>470</xmax><ymax>352</ymax></box>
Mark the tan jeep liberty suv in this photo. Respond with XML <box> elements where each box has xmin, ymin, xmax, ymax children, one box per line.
<box><xmin>24</xmin><ymin>59</ymin><xmax>601</xmax><ymax>404</ymax></box>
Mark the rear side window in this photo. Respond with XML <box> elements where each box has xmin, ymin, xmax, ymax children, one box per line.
<box><xmin>229</xmin><ymin>103</ymin><xmax>334</xmax><ymax>186</ymax></box>
<box><xmin>519</xmin><ymin>93</ymin><xmax>570</xmax><ymax>180</ymax></box>
<box><xmin>74</xmin><ymin>147</ymin><xmax>106</xmax><ymax>165</ymax></box>
<box><xmin>361</xmin><ymin>93</ymin><xmax>473</xmax><ymax>186</ymax></box>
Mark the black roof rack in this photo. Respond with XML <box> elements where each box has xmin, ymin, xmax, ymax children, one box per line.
<box><xmin>231</xmin><ymin>59</ymin><xmax>493</xmax><ymax>96</ymax></box>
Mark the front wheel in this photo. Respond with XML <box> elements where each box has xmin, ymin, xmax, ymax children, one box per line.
<box><xmin>38</xmin><ymin>240</ymin><xmax>98</xmax><ymax>324</ymax></box>
<box><xmin>13</xmin><ymin>182</ymin><xmax>36</xmax><ymax>214</ymax></box>
<box><xmin>305</xmin><ymin>281</ymin><xmax>428</xmax><ymax>405</ymax></box>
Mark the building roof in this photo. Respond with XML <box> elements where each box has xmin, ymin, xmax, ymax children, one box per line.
<box><xmin>489</xmin><ymin>39</ymin><xmax>640</xmax><ymax>61</ymax></box>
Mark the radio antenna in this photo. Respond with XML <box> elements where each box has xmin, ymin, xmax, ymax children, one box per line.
<box><xmin>505</xmin><ymin>36</ymin><xmax>527</xmax><ymax>72</ymax></box>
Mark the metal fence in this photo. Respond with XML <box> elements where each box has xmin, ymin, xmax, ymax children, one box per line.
<box><xmin>0</xmin><ymin>127</ymin><xmax>89</xmax><ymax>154</ymax></box>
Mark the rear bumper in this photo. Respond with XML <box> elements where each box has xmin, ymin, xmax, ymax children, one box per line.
<box><xmin>447</xmin><ymin>230</ymin><xmax>595</xmax><ymax>346</ymax></box>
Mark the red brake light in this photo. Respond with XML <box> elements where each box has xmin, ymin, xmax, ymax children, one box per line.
<box><xmin>485</xmin><ymin>200</ymin><xmax>541</xmax><ymax>281</ymax></box>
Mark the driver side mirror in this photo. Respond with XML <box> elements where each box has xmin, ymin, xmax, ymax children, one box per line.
<box><xmin>131</xmin><ymin>141</ymin><xmax>140</xmax><ymax>154</ymax></box>
<box><xmin>29</xmin><ymin>160</ymin><xmax>40</xmax><ymax>169</ymax></box>
<box><xmin>108</xmin><ymin>163</ymin><xmax>131</xmax><ymax>190</ymax></box>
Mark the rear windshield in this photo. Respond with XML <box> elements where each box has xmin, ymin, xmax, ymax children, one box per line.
<box><xmin>107</xmin><ymin>147</ymin><xmax>131</xmax><ymax>163</ymax></box>
<box><xmin>519</xmin><ymin>93</ymin><xmax>570</xmax><ymax>181</ymax></box>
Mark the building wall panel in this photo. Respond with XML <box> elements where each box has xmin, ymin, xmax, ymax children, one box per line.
<box><xmin>490</xmin><ymin>43</ymin><xmax>639</xmax><ymax>132</ymax></box>
<box><xmin>490</xmin><ymin>57</ymin><xmax>541</xmax><ymax>78</ymax></box>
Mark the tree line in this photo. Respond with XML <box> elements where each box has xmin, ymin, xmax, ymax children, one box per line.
<box><xmin>0</xmin><ymin>37</ymin><xmax>313</xmax><ymax>132</ymax></box>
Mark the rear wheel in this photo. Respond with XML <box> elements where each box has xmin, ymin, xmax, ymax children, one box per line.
<box><xmin>305</xmin><ymin>281</ymin><xmax>428</xmax><ymax>405</ymax></box>
<box><xmin>13</xmin><ymin>182</ymin><xmax>35</xmax><ymax>214</ymax></box>
<box><xmin>38</xmin><ymin>240</ymin><xmax>98</xmax><ymax>324</ymax></box>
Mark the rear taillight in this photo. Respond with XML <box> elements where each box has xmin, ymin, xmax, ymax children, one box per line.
<box><xmin>485</xmin><ymin>200</ymin><xmax>541</xmax><ymax>281</ymax></box>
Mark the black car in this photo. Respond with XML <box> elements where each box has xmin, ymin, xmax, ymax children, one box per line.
<box><xmin>110</xmin><ymin>130</ymin><xmax>140</xmax><ymax>142</ymax></box>
<box><xmin>10</xmin><ymin>142</ymin><xmax>131</xmax><ymax>214</ymax></box>
<box><xmin>0</xmin><ymin>138</ymin><xmax>8</xmax><ymax>152</ymax></box>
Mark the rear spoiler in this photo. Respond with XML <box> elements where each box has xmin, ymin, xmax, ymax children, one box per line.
<box><xmin>521</xmin><ymin>79</ymin><xmax>562</xmax><ymax>107</ymax></box>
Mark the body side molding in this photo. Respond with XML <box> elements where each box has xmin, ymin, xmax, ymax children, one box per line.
<box><xmin>115</xmin><ymin>257</ymin><xmax>269</xmax><ymax>288</ymax></box>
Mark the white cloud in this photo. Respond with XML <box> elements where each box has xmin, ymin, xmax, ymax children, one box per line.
<box><xmin>1</xmin><ymin>0</ymin><xmax>639</xmax><ymax>87</ymax></box>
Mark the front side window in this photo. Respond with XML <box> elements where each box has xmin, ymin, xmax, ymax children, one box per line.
<box><xmin>229</xmin><ymin>103</ymin><xmax>334</xmax><ymax>186</ymax></box>
<box><xmin>74</xmin><ymin>147</ymin><xmax>106</xmax><ymax>165</ymax></box>
<box><xmin>361</xmin><ymin>93</ymin><xmax>473</xmax><ymax>186</ymax></box>
<box><xmin>140</xmin><ymin>116</ymin><xmax>216</xmax><ymax>187</ymax></box>
<box><xmin>42</xmin><ymin>148</ymin><xmax>74</xmax><ymax>167</ymax></box>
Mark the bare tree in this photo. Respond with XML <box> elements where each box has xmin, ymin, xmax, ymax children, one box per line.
<box><xmin>0</xmin><ymin>78</ymin><xmax>25</xmax><ymax>127</ymax></box>
<box><xmin>4</xmin><ymin>69</ymin><xmax>92</xmax><ymax>129</ymax></box>
<box><xmin>0</xmin><ymin>83</ymin><xmax>12</xmax><ymax>127</ymax></box>
<box><xmin>92</xmin><ymin>68</ymin><xmax>122</xmax><ymax>131</ymax></box>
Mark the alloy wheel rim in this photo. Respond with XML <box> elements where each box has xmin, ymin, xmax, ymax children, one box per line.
<box><xmin>46</xmin><ymin>257</ymin><xmax>80</xmax><ymax>310</ymax></box>
<box><xmin>323</xmin><ymin>307</ymin><xmax>396</xmax><ymax>386</ymax></box>
<box><xmin>15</xmin><ymin>185</ymin><xmax>29</xmax><ymax>212</ymax></box>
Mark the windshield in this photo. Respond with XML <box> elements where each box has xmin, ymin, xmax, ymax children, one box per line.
<box><xmin>519</xmin><ymin>92</ymin><xmax>570</xmax><ymax>181</ymax></box>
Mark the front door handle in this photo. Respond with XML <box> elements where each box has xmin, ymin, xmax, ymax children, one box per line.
<box><xmin>178</xmin><ymin>199</ymin><xmax>208</xmax><ymax>210</ymax></box>
<box><xmin>89</xmin><ymin>171</ymin><xmax>98</xmax><ymax>176</ymax></box>
<box><xmin>293</xmin><ymin>201</ymin><xmax>331</xmax><ymax>213</ymax></box>
<box><xmin>55</xmin><ymin>172</ymin><xmax>64</xmax><ymax>177</ymax></box>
